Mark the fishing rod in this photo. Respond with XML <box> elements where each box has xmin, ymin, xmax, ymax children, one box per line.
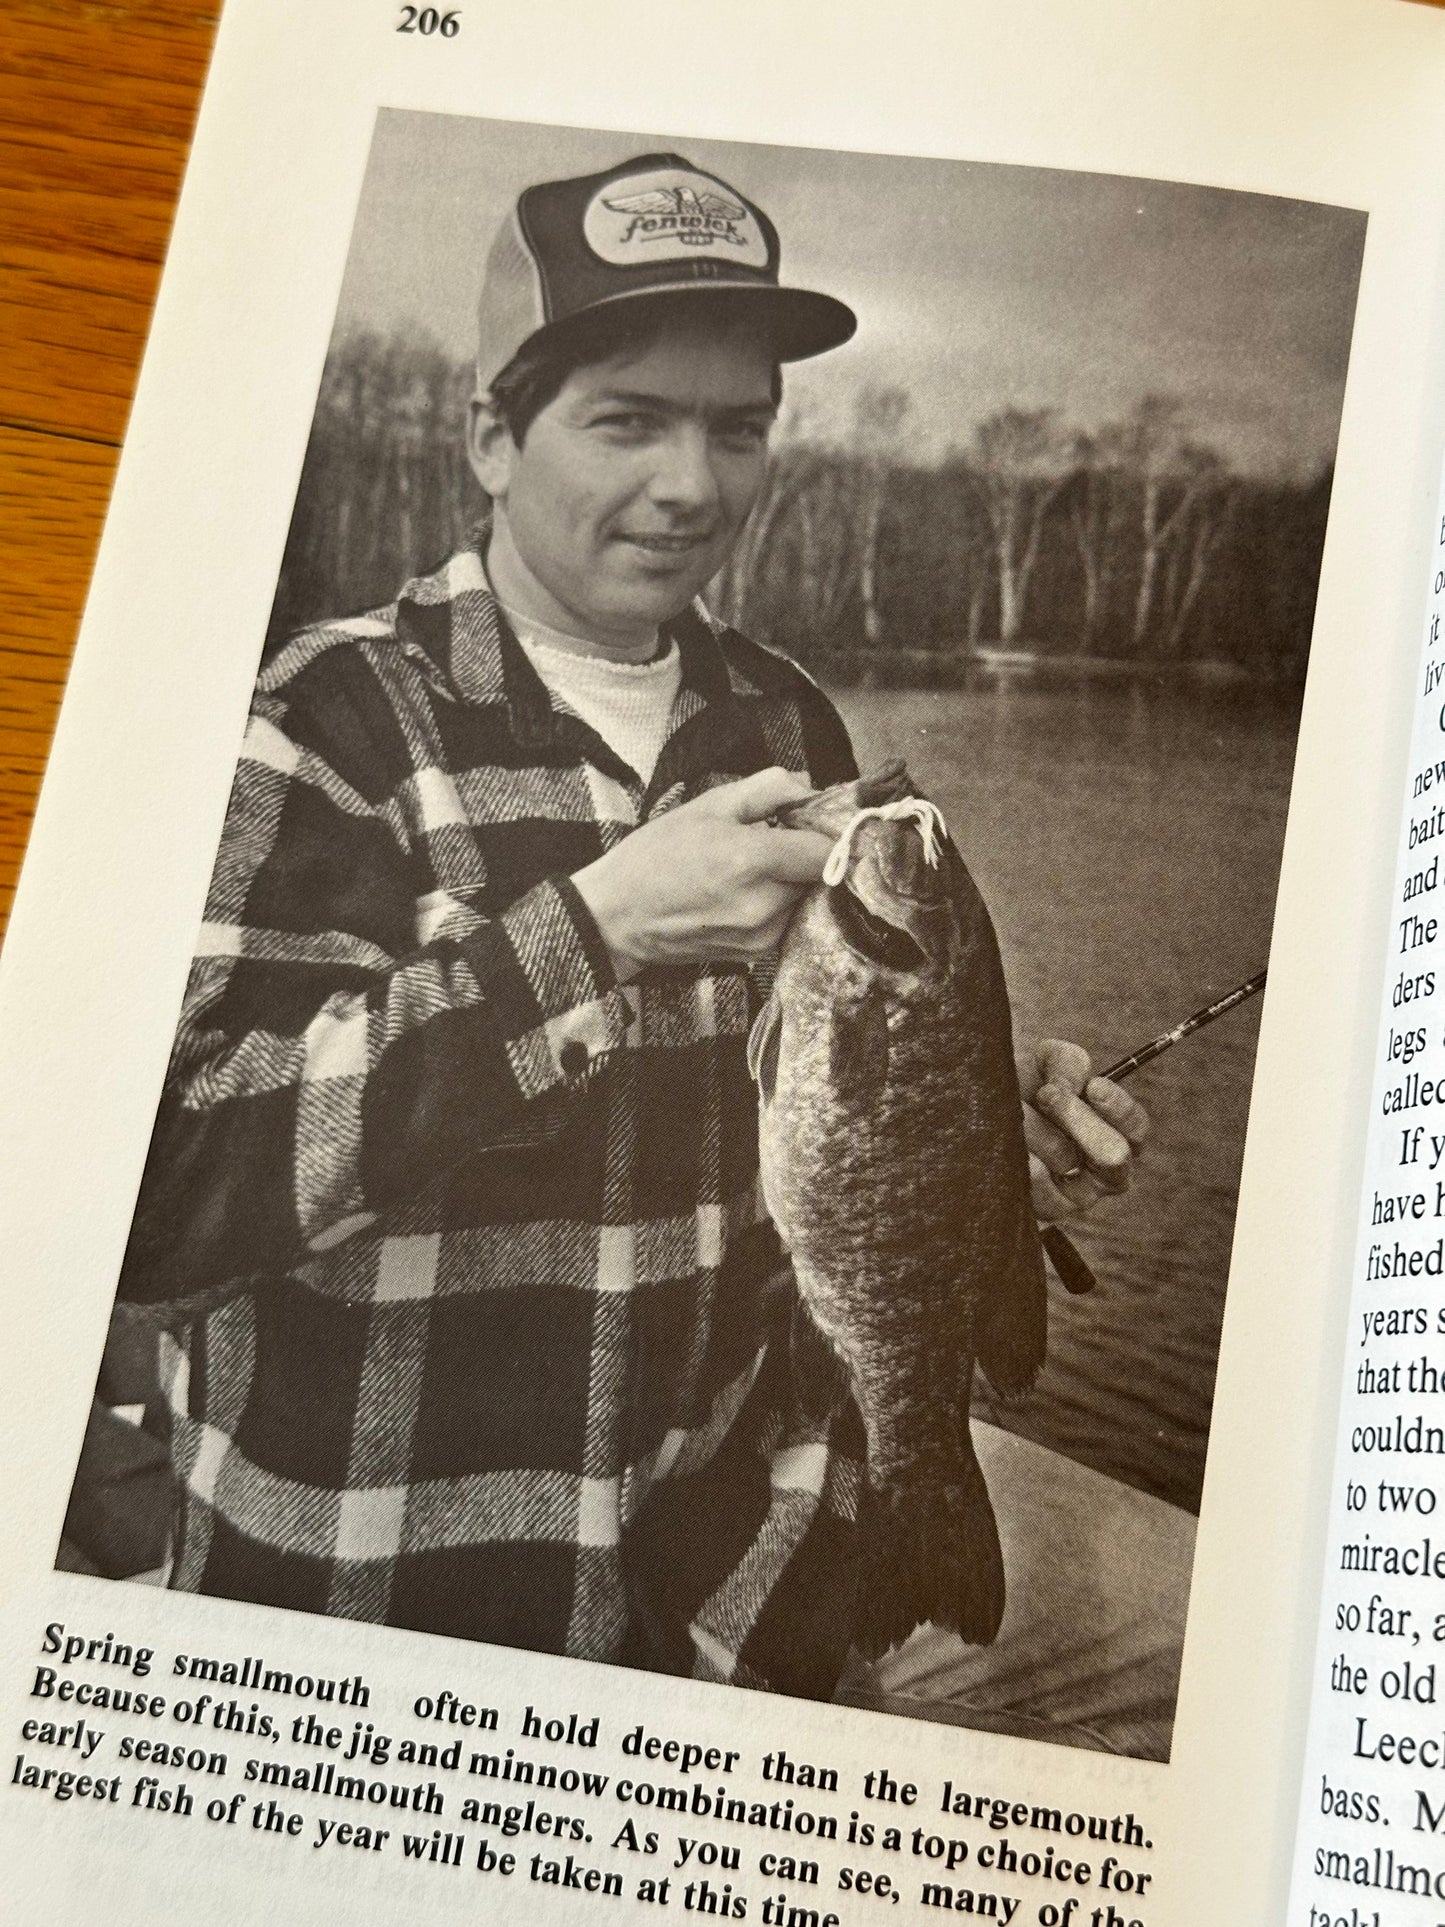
<box><xmin>1097</xmin><ymin>970</ymin><xmax>1268</xmax><ymax>1083</ymax></box>
<box><xmin>1040</xmin><ymin>968</ymin><xmax>1268</xmax><ymax>1296</ymax></box>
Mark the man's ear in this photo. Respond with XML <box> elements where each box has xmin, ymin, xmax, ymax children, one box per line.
<box><xmin>466</xmin><ymin>396</ymin><xmax>515</xmax><ymax>499</ymax></box>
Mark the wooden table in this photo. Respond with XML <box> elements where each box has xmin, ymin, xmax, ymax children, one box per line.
<box><xmin>0</xmin><ymin>1</ymin><xmax>219</xmax><ymax>938</ymax></box>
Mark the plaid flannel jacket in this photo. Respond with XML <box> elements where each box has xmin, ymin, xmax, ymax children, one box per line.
<box><xmin>118</xmin><ymin>538</ymin><xmax>868</xmax><ymax>1697</ymax></box>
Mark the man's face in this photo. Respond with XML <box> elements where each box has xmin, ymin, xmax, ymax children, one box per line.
<box><xmin>474</xmin><ymin>319</ymin><xmax>777</xmax><ymax>647</ymax></box>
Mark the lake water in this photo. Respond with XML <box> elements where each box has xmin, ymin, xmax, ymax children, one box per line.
<box><xmin>830</xmin><ymin>678</ymin><xmax>1303</xmax><ymax>1515</ymax></box>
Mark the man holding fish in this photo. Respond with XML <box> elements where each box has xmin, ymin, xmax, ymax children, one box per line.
<box><xmin>118</xmin><ymin>152</ymin><xmax>1169</xmax><ymax>1747</ymax></box>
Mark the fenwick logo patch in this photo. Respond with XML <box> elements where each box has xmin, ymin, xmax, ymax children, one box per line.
<box><xmin>582</xmin><ymin>169</ymin><xmax>770</xmax><ymax>271</ymax></box>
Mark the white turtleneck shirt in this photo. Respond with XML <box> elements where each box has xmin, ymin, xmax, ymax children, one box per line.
<box><xmin>503</xmin><ymin>606</ymin><xmax>684</xmax><ymax>788</ymax></box>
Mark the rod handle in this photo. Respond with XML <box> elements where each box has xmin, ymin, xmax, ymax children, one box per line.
<box><xmin>1041</xmin><ymin>1224</ymin><xmax>1098</xmax><ymax>1296</ymax></box>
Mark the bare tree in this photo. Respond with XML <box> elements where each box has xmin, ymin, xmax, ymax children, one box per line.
<box><xmin>1157</xmin><ymin>474</ymin><xmax>1238</xmax><ymax>658</ymax></box>
<box><xmin>970</xmin><ymin>408</ymin><xmax>1069</xmax><ymax>647</ymax></box>
<box><xmin>713</xmin><ymin>386</ymin><xmax>910</xmax><ymax>661</ymax></box>
<box><xmin>1115</xmin><ymin>396</ymin><xmax>1226</xmax><ymax>651</ymax></box>
<box><xmin>1067</xmin><ymin>426</ymin><xmax>1132</xmax><ymax>651</ymax></box>
<box><xmin>710</xmin><ymin>439</ymin><xmax>818</xmax><ymax>634</ymax></box>
<box><xmin>852</xmin><ymin>385</ymin><xmax>910</xmax><ymax>651</ymax></box>
<box><xmin>278</xmin><ymin>334</ymin><xmax>1315</xmax><ymax>684</ymax></box>
<box><xmin>793</xmin><ymin>456</ymin><xmax>864</xmax><ymax>646</ymax></box>
<box><xmin>962</xmin><ymin>515</ymin><xmax>994</xmax><ymax>649</ymax></box>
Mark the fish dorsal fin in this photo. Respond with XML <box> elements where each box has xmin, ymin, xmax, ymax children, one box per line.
<box><xmin>830</xmin><ymin>982</ymin><xmax>890</xmax><ymax>1108</ymax></box>
<box><xmin>747</xmin><ymin>995</ymin><xmax>783</xmax><ymax>1103</ymax></box>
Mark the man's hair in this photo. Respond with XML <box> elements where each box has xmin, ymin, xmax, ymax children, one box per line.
<box><xmin>486</xmin><ymin>292</ymin><xmax>784</xmax><ymax>447</ymax></box>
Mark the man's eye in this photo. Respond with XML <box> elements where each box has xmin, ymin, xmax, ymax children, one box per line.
<box><xmin>596</xmin><ymin>412</ymin><xmax>653</xmax><ymax>436</ymax></box>
<box><xmin>716</xmin><ymin>421</ymin><xmax>770</xmax><ymax>450</ymax></box>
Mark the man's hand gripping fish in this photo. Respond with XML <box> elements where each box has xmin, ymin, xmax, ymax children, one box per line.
<box><xmin>749</xmin><ymin>764</ymin><xmax>1047</xmax><ymax>1657</ymax></box>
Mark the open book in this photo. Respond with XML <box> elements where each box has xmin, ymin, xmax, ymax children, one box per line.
<box><xmin>3</xmin><ymin>0</ymin><xmax>1444</xmax><ymax>1919</ymax></box>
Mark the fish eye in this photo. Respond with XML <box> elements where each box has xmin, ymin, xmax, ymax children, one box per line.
<box><xmin>830</xmin><ymin>885</ymin><xmax>930</xmax><ymax>972</ymax></box>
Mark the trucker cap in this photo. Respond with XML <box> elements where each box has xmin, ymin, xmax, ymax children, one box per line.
<box><xmin>475</xmin><ymin>152</ymin><xmax>858</xmax><ymax>394</ymax></box>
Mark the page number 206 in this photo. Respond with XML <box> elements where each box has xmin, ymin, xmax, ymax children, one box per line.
<box><xmin>398</xmin><ymin>7</ymin><xmax>460</xmax><ymax>33</ymax></box>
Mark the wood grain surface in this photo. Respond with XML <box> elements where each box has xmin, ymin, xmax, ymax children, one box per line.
<box><xmin>0</xmin><ymin>0</ymin><xmax>220</xmax><ymax>938</ymax></box>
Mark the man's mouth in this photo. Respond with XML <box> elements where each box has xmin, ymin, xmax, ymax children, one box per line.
<box><xmin>617</xmin><ymin>530</ymin><xmax>716</xmax><ymax>556</ymax></box>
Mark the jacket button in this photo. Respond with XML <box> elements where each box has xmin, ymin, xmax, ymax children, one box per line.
<box><xmin>559</xmin><ymin>1040</ymin><xmax>590</xmax><ymax>1077</ymax></box>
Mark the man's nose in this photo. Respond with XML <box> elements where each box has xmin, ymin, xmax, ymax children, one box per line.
<box><xmin>646</xmin><ymin>425</ymin><xmax>722</xmax><ymax>514</ymax></box>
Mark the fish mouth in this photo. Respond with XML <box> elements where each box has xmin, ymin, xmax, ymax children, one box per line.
<box><xmin>830</xmin><ymin>883</ymin><xmax>930</xmax><ymax>973</ymax></box>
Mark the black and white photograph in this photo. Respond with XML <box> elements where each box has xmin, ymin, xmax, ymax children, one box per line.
<box><xmin>58</xmin><ymin>111</ymin><xmax>1367</xmax><ymax>1767</ymax></box>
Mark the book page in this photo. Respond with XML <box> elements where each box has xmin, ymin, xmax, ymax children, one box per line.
<box><xmin>1284</xmin><ymin>457</ymin><xmax>1445</xmax><ymax>1923</ymax></box>
<box><xmin>2</xmin><ymin>2</ymin><xmax>1444</xmax><ymax>1922</ymax></box>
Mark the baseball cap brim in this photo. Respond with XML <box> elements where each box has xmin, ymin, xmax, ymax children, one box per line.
<box><xmin>506</xmin><ymin>281</ymin><xmax>857</xmax><ymax>378</ymax></box>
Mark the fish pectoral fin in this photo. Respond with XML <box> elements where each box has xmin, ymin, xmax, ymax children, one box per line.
<box><xmin>747</xmin><ymin>995</ymin><xmax>783</xmax><ymax>1102</ymax></box>
<box><xmin>789</xmin><ymin>1291</ymin><xmax>851</xmax><ymax>1423</ymax></box>
<box><xmin>977</xmin><ymin>1220</ymin><xmax>1049</xmax><ymax>1403</ymax></box>
<box><xmin>829</xmin><ymin>982</ymin><xmax>890</xmax><ymax>1108</ymax></box>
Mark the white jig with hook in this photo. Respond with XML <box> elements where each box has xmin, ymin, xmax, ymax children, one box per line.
<box><xmin>821</xmin><ymin>798</ymin><xmax>947</xmax><ymax>888</ymax></box>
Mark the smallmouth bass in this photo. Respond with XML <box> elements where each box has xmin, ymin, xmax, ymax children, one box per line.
<box><xmin>751</xmin><ymin>764</ymin><xmax>1047</xmax><ymax>1656</ymax></box>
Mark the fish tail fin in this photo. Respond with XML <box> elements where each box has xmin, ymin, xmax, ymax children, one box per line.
<box><xmin>853</xmin><ymin>1447</ymin><xmax>1005</xmax><ymax>1659</ymax></box>
<box><xmin>977</xmin><ymin>1225</ymin><xmax>1048</xmax><ymax>1405</ymax></box>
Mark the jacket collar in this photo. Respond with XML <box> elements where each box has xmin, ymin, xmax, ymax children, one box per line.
<box><xmin>392</xmin><ymin>522</ymin><xmax>740</xmax><ymax>759</ymax></box>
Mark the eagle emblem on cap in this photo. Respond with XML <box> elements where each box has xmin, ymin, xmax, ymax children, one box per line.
<box><xmin>603</xmin><ymin>183</ymin><xmax>750</xmax><ymax>244</ymax></box>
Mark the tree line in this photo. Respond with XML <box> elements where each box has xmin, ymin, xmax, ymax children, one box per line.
<box><xmin>266</xmin><ymin>329</ymin><xmax>1332</xmax><ymax>683</ymax></box>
